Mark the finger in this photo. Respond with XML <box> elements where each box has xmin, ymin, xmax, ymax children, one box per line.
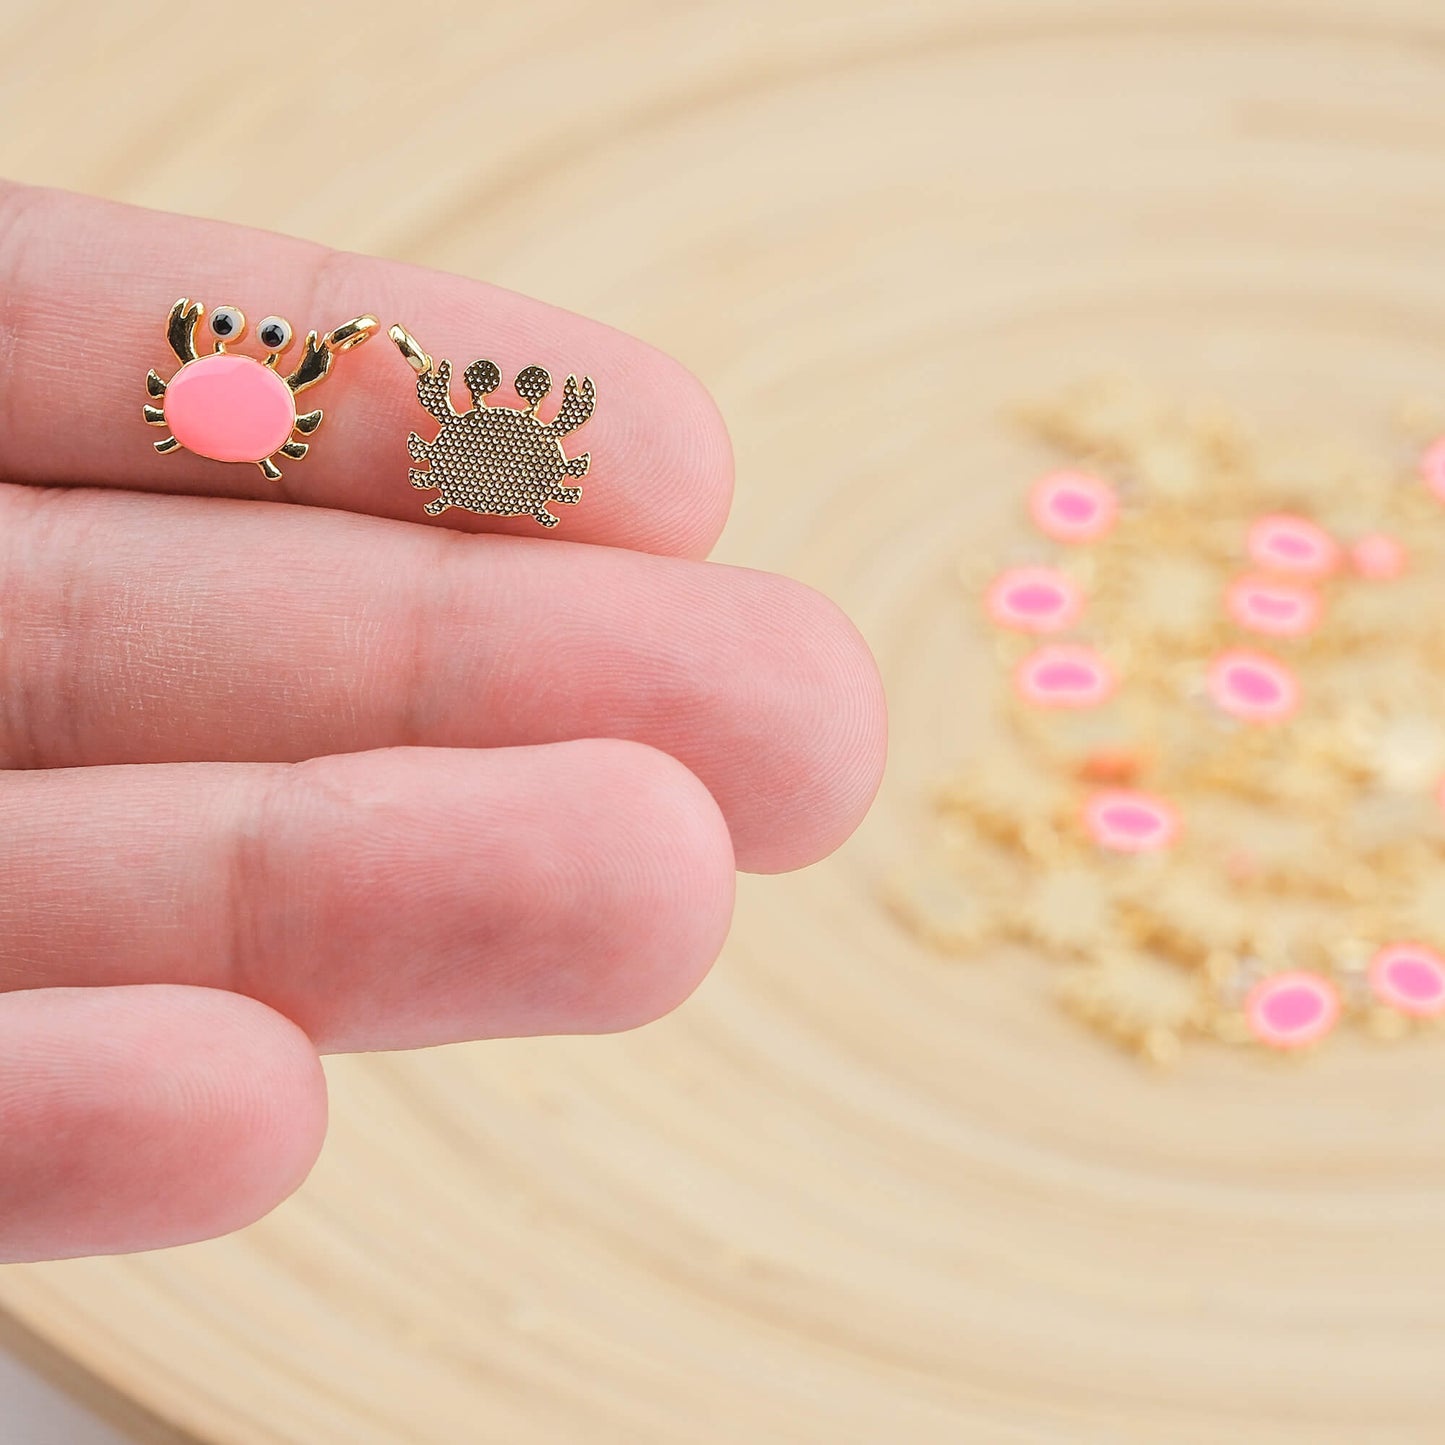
<box><xmin>0</xmin><ymin>486</ymin><xmax>885</xmax><ymax>874</ymax></box>
<box><xmin>0</xmin><ymin>741</ymin><xmax>736</xmax><ymax>1053</ymax></box>
<box><xmin>0</xmin><ymin>986</ymin><xmax>326</xmax><ymax>1263</ymax></box>
<box><xmin>0</xmin><ymin>181</ymin><xmax>732</xmax><ymax>556</ymax></box>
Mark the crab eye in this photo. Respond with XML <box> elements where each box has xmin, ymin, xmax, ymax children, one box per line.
<box><xmin>257</xmin><ymin>315</ymin><xmax>293</xmax><ymax>352</ymax></box>
<box><xmin>209</xmin><ymin>306</ymin><xmax>246</xmax><ymax>342</ymax></box>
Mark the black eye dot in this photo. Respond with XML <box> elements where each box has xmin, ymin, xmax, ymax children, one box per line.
<box><xmin>209</xmin><ymin>306</ymin><xmax>245</xmax><ymax>341</ymax></box>
<box><xmin>256</xmin><ymin>316</ymin><xmax>293</xmax><ymax>352</ymax></box>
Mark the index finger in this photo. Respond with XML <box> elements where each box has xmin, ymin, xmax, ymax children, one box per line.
<box><xmin>0</xmin><ymin>182</ymin><xmax>733</xmax><ymax>556</ymax></box>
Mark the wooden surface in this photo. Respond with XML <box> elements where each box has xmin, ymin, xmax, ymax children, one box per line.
<box><xmin>5</xmin><ymin>1</ymin><xmax>1445</xmax><ymax>1440</ymax></box>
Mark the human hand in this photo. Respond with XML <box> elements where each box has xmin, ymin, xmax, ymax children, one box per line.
<box><xmin>0</xmin><ymin>184</ymin><xmax>886</xmax><ymax>1262</ymax></box>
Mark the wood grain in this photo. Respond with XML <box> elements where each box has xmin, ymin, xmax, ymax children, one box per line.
<box><xmin>4</xmin><ymin>1</ymin><xmax>1445</xmax><ymax>1439</ymax></box>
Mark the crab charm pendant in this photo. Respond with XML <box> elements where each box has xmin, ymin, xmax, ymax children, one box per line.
<box><xmin>144</xmin><ymin>299</ymin><xmax>377</xmax><ymax>480</ymax></box>
<box><xmin>389</xmin><ymin>325</ymin><xmax>595</xmax><ymax>528</ymax></box>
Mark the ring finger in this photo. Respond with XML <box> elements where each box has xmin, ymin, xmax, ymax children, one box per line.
<box><xmin>0</xmin><ymin>741</ymin><xmax>735</xmax><ymax>1053</ymax></box>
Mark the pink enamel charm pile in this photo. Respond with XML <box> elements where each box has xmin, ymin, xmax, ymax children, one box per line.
<box><xmin>891</xmin><ymin>384</ymin><xmax>1445</xmax><ymax>1062</ymax></box>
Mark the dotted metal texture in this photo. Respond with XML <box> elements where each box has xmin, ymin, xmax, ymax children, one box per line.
<box><xmin>406</xmin><ymin>359</ymin><xmax>596</xmax><ymax>527</ymax></box>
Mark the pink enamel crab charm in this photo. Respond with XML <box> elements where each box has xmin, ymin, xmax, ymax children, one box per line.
<box><xmin>144</xmin><ymin>299</ymin><xmax>377</xmax><ymax>480</ymax></box>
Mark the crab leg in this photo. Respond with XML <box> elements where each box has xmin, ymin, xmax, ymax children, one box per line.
<box><xmin>146</xmin><ymin>369</ymin><xmax>167</xmax><ymax>398</ymax></box>
<box><xmin>279</xmin><ymin>440</ymin><xmax>308</xmax><ymax>460</ymax></box>
<box><xmin>154</xmin><ymin>436</ymin><xmax>181</xmax><ymax>455</ymax></box>
<box><xmin>294</xmin><ymin>408</ymin><xmax>323</xmax><ymax>435</ymax></box>
<box><xmin>257</xmin><ymin>457</ymin><xmax>283</xmax><ymax>482</ymax></box>
<box><xmin>142</xmin><ymin>405</ymin><xmax>167</xmax><ymax>426</ymax></box>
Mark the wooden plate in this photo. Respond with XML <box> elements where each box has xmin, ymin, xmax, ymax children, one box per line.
<box><xmin>4</xmin><ymin>3</ymin><xmax>1445</xmax><ymax>1439</ymax></box>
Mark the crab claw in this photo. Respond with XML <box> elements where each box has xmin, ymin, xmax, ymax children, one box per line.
<box><xmin>514</xmin><ymin>365</ymin><xmax>552</xmax><ymax>414</ymax></box>
<box><xmin>416</xmin><ymin>360</ymin><xmax>458</xmax><ymax>422</ymax></box>
<box><xmin>166</xmin><ymin>298</ymin><xmax>204</xmax><ymax>366</ymax></box>
<box><xmin>283</xmin><ymin>331</ymin><xmax>334</xmax><ymax>396</ymax></box>
<box><xmin>463</xmin><ymin>359</ymin><xmax>502</xmax><ymax>408</ymax></box>
<box><xmin>548</xmin><ymin>374</ymin><xmax>596</xmax><ymax>438</ymax></box>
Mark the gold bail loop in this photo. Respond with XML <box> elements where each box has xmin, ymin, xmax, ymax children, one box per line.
<box><xmin>388</xmin><ymin>323</ymin><xmax>434</xmax><ymax>376</ymax></box>
<box><xmin>324</xmin><ymin>315</ymin><xmax>379</xmax><ymax>354</ymax></box>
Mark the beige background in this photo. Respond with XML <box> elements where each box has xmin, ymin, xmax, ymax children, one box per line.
<box><xmin>4</xmin><ymin>1</ymin><xmax>1445</xmax><ymax>1440</ymax></box>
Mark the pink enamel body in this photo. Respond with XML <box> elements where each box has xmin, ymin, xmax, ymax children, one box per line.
<box><xmin>1082</xmin><ymin>789</ymin><xmax>1180</xmax><ymax>853</ymax></box>
<box><xmin>164</xmin><ymin>353</ymin><xmax>297</xmax><ymax>464</ymax></box>
<box><xmin>1224</xmin><ymin>575</ymin><xmax>1321</xmax><ymax>638</ymax></box>
<box><xmin>1028</xmin><ymin>470</ymin><xmax>1118</xmax><ymax>543</ymax></box>
<box><xmin>1246</xmin><ymin>514</ymin><xmax>1339</xmax><ymax>579</ymax></box>
<box><xmin>984</xmin><ymin>566</ymin><xmax>1084</xmax><ymax>633</ymax></box>
<box><xmin>1015</xmin><ymin>644</ymin><xmax>1116</xmax><ymax>708</ymax></box>
<box><xmin>1207</xmin><ymin>649</ymin><xmax>1300</xmax><ymax>724</ymax></box>
<box><xmin>1369</xmin><ymin>943</ymin><xmax>1445</xmax><ymax>1018</ymax></box>
<box><xmin>1245</xmin><ymin>972</ymin><xmax>1340</xmax><ymax>1049</ymax></box>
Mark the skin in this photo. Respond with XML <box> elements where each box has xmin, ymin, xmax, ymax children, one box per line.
<box><xmin>0</xmin><ymin>182</ymin><xmax>887</xmax><ymax>1262</ymax></box>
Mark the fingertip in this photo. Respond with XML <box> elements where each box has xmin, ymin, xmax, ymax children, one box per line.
<box><xmin>563</xmin><ymin>738</ymin><xmax>737</xmax><ymax>1031</ymax></box>
<box><xmin>604</xmin><ymin>343</ymin><xmax>735</xmax><ymax>558</ymax></box>
<box><xmin>252</xmin><ymin>741</ymin><xmax>736</xmax><ymax>1049</ymax></box>
<box><xmin>727</xmin><ymin>572</ymin><xmax>889</xmax><ymax>874</ymax></box>
<box><xmin>174</xmin><ymin>989</ymin><xmax>330</xmax><ymax>1236</ymax></box>
<box><xmin>0</xmin><ymin>986</ymin><xmax>327</xmax><ymax>1262</ymax></box>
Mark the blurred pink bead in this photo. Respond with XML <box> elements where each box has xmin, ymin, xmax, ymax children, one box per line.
<box><xmin>1245</xmin><ymin>972</ymin><xmax>1340</xmax><ymax>1049</ymax></box>
<box><xmin>1419</xmin><ymin>436</ymin><xmax>1445</xmax><ymax>503</ymax></box>
<box><xmin>1207</xmin><ymin>649</ymin><xmax>1300</xmax><ymax>724</ymax></box>
<box><xmin>1246</xmin><ymin>514</ymin><xmax>1339</xmax><ymax>578</ymax></box>
<box><xmin>1350</xmin><ymin>533</ymin><xmax>1407</xmax><ymax>580</ymax></box>
<box><xmin>1082</xmin><ymin>789</ymin><xmax>1180</xmax><ymax>853</ymax></box>
<box><xmin>1014</xmin><ymin>644</ymin><xmax>1116</xmax><ymax>708</ymax></box>
<box><xmin>1224</xmin><ymin>575</ymin><xmax>1322</xmax><ymax>638</ymax></box>
<box><xmin>1369</xmin><ymin>943</ymin><xmax>1445</xmax><ymax>1018</ymax></box>
<box><xmin>1028</xmin><ymin>470</ymin><xmax>1119</xmax><ymax>543</ymax></box>
<box><xmin>985</xmin><ymin>566</ymin><xmax>1084</xmax><ymax>633</ymax></box>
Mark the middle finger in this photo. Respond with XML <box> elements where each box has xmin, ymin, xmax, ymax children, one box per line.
<box><xmin>0</xmin><ymin>485</ymin><xmax>884</xmax><ymax>873</ymax></box>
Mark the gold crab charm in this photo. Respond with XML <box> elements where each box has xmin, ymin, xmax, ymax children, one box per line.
<box><xmin>144</xmin><ymin>299</ymin><xmax>377</xmax><ymax>480</ymax></box>
<box><xmin>388</xmin><ymin>325</ymin><xmax>595</xmax><ymax>528</ymax></box>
